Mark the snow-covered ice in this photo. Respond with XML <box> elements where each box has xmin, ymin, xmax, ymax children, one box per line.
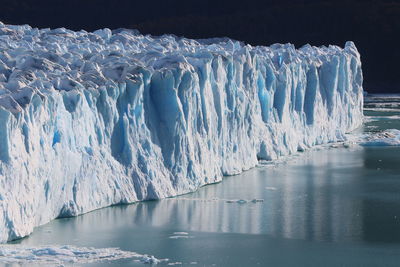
<box><xmin>0</xmin><ymin>22</ymin><xmax>363</xmax><ymax>243</ymax></box>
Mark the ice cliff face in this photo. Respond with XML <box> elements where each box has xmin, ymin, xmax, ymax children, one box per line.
<box><xmin>0</xmin><ymin>22</ymin><xmax>363</xmax><ymax>243</ymax></box>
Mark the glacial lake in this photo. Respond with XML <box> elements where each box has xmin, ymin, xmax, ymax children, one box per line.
<box><xmin>7</xmin><ymin>96</ymin><xmax>400</xmax><ymax>266</ymax></box>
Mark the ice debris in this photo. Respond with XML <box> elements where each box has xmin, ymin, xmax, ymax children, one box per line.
<box><xmin>360</xmin><ymin>129</ymin><xmax>400</xmax><ymax>146</ymax></box>
<box><xmin>0</xmin><ymin>245</ymin><xmax>163</xmax><ymax>265</ymax></box>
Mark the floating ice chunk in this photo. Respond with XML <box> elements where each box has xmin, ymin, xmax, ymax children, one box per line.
<box><xmin>265</xmin><ymin>187</ymin><xmax>277</xmax><ymax>191</ymax></box>
<box><xmin>140</xmin><ymin>255</ymin><xmax>161</xmax><ymax>264</ymax></box>
<box><xmin>169</xmin><ymin>231</ymin><xmax>193</xmax><ymax>239</ymax></box>
<box><xmin>173</xmin><ymin>232</ymin><xmax>189</xmax><ymax>235</ymax></box>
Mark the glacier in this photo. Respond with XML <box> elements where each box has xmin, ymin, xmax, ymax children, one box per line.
<box><xmin>0</xmin><ymin>22</ymin><xmax>363</xmax><ymax>243</ymax></box>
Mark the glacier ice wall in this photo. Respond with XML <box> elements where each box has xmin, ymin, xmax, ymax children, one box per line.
<box><xmin>0</xmin><ymin>22</ymin><xmax>363</xmax><ymax>242</ymax></box>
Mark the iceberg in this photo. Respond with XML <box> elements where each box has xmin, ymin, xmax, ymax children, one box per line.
<box><xmin>0</xmin><ymin>22</ymin><xmax>363</xmax><ymax>243</ymax></box>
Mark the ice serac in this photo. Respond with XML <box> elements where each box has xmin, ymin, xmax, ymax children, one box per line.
<box><xmin>0</xmin><ymin>22</ymin><xmax>363</xmax><ymax>242</ymax></box>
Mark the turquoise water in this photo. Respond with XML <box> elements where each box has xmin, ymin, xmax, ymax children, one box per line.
<box><xmin>9</xmin><ymin>95</ymin><xmax>400</xmax><ymax>266</ymax></box>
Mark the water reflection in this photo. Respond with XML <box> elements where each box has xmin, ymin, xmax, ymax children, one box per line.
<box><xmin>17</xmin><ymin>147</ymin><xmax>369</xmax><ymax>245</ymax></box>
<box><xmin>361</xmin><ymin>146</ymin><xmax>400</xmax><ymax>243</ymax></box>
<box><xmin>17</xmin><ymin>145</ymin><xmax>400</xmax><ymax>250</ymax></box>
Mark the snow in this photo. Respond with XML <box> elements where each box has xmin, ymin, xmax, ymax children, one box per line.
<box><xmin>0</xmin><ymin>244</ymin><xmax>164</xmax><ymax>265</ymax></box>
<box><xmin>0</xmin><ymin>22</ymin><xmax>363</xmax><ymax>243</ymax></box>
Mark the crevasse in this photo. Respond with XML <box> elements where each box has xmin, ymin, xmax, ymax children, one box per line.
<box><xmin>0</xmin><ymin>22</ymin><xmax>363</xmax><ymax>243</ymax></box>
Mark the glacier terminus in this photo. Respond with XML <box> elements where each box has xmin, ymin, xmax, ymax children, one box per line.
<box><xmin>0</xmin><ymin>22</ymin><xmax>363</xmax><ymax>243</ymax></box>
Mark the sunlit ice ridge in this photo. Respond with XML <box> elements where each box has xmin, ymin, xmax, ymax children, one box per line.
<box><xmin>0</xmin><ymin>22</ymin><xmax>363</xmax><ymax>243</ymax></box>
